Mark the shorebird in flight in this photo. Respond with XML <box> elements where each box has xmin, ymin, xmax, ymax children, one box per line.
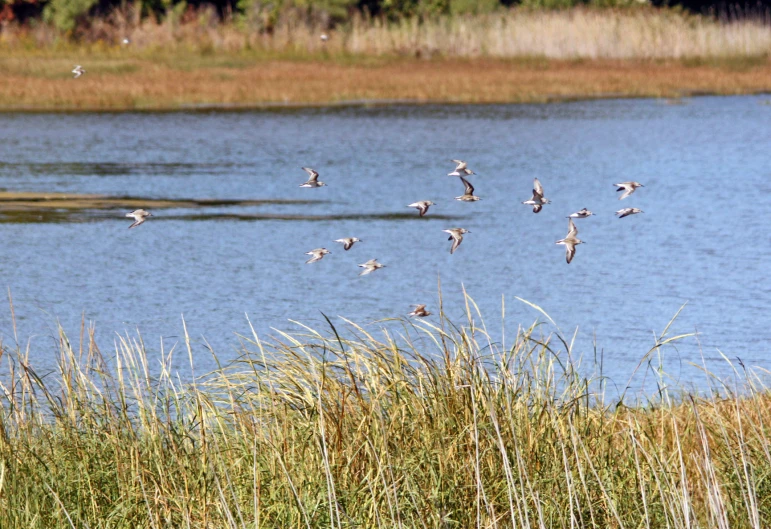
<box><xmin>320</xmin><ymin>33</ymin><xmax>329</xmax><ymax>42</ymax></box>
<box><xmin>126</xmin><ymin>209</ymin><xmax>152</xmax><ymax>229</ymax></box>
<box><xmin>615</xmin><ymin>181</ymin><xmax>644</xmax><ymax>200</ymax></box>
<box><xmin>522</xmin><ymin>178</ymin><xmax>550</xmax><ymax>213</ymax></box>
<box><xmin>448</xmin><ymin>160</ymin><xmax>475</xmax><ymax>177</ymax></box>
<box><xmin>556</xmin><ymin>218</ymin><xmax>583</xmax><ymax>264</ymax></box>
<box><xmin>455</xmin><ymin>176</ymin><xmax>480</xmax><ymax>202</ymax></box>
<box><xmin>358</xmin><ymin>259</ymin><xmax>385</xmax><ymax>276</ymax></box>
<box><xmin>408</xmin><ymin>304</ymin><xmax>431</xmax><ymax>317</ymax></box>
<box><xmin>408</xmin><ymin>201</ymin><xmax>435</xmax><ymax>217</ymax></box>
<box><xmin>334</xmin><ymin>237</ymin><xmax>361</xmax><ymax>251</ymax></box>
<box><xmin>443</xmin><ymin>228</ymin><xmax>470</xmax><ymax>254</ymax></box>
<box><xmin>567</xmin><ymin>208</ymin><xmax>595</xmax><ymax>219</ymax></box>
<box><xmin>616</xmin><ymin>207</ymin><xmax>644</xmax><ymax>218</ymax></box>
<box><xmin>305</xmin><ymin>248</ymin><xmax>331</xmax><ymax>263</ymax></box>
<box><xmin>299</xmin><ymin>167</ymin><xmax>326</xmax><ymax>188</ymax></box>
<box><xmin>72</xmin><ymin>65</ymin><xmax>86</xmax><ymax>79</ymax></box>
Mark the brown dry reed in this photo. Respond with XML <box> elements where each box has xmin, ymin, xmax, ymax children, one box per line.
<box><xmin>1</xmin><ymin>8</ymin><xmax>770</xmax><ymax>110</ymax></box>
<box><xmin>2</xmin><ymin>292</ymin><xmax>771</xmax><ymax>528</ymax></box>
<box><xmin>3</xmin><ymin>7</ymin><xmax>771</xmax><ymax>59</ymax></box>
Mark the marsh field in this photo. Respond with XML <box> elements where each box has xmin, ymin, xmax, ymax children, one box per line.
<box><xmin>3</xmin><ymin>5</ymin><xmax>771</xmax><ymax>528</ymax></box>
<box><xmin>2</xmin><ymin>8</ymin><xmax>771</xmax><ymax>109</ymax></box>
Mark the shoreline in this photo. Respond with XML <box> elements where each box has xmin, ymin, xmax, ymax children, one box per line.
<box><xmin>2</xmin><ymin>56</ymin><xmax>770</xmax><ymax>112</ymax></box>
<box><xmin>1</xmin><ymin>89</ymin><xmax>770</xmax><ymax>113</ymax></box>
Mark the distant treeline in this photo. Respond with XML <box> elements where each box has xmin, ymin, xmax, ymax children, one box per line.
<box><xmin>0</xmin><ymin>0</ymin><xmax>768</xmax><ymax>33</ymax></box>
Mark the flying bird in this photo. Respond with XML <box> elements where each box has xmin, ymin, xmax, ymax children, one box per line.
<box><xmin>408</xmin><ymin>201</ymin><xmax>435</xmax><ymax>217</ymax></box>
<box><xmin>408</xmin><ymin>304</ymin><xmax>431</xmax><ymax>317</ymax></box>
<box><xmin>455</xmin><ymin>176</ymin><xmax>480</xmax><ymax>202</ymax></box>
<box><xmin>299</xmin><ymin>167</ymin><xmax>326</xmax><ymax>188</ymax></box>
<box><xmin>443</xmin><ymin>228</ymin><xmax>470</xmax><ymax>254</ymax></box>
<box><xmin>126</xmin><ymin>209</ymin><xmax>152</xmax><ymax>229</ymax></box>
<box><xmin>334</xmin><ymin>237</ymin><xmax>361</xmax><ymax>251</ymax></box>
<box><xmin>72</xmin><ymin>65</ymin><xmax>86</xmax><ymax>79</ymax></box>
<box><xmin>567</xmin><ymin>208</ymin><xmax>594</xmax><ymax>219</ymax></box>
<box><xmin>615</xmin><ymin>181</ymin><xmax>644</xmax><ymax>200</ymax></box>
<box><xmin>522</xmin><ymin>178</ymin><xmax>550</xmax><ymax>213</ymax></box>
<box><xmin>358</xmin><ymin>259</ymin><xmax>385</xmax><ymax>276</ymax></box>
<box><xmin>448</xmin><ymin>159</ymin><xmax>475</xmax><ymax>177</ymax></box>
<box><xmin>616</xmin><ymin>207</ymin><xmax>644</xmax><ymax>218</ymax></box>
<box><xmin>305</xmin><ymin>248</ymin><xmax>331</xmax><ymax>263</ymax></box>
<box><xmin>555</xmin><ymin>218</ymin><xmax>583</xmax><ymax>264</ymax></box>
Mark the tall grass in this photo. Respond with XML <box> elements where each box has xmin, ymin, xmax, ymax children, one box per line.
<box><xmin>2</xmin><ymin>7</ymin><xmax>771</xmax><ymax>59</ymax></box>
<box><xmin>2</xmin><ymin>293</ymin><xmax>771</xmax><ymax>528</ymax></box>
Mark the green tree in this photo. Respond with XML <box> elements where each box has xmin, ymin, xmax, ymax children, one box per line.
<box><xmin>43</xmin><ymin>0</ymin><xmax>100</xmax><ymax>31</ymax></box>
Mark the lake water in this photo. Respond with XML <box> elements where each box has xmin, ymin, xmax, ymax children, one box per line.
<box><xmin>1</xmin><ymin>96</ymin><xmax>770</xmax><ymax>393</ymax></box>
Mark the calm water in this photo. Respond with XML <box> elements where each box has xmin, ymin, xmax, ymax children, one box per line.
<box><xmin>1</xmin><ymin>96</ymin><xmax>770</xmax><ymax>391</ymax></box>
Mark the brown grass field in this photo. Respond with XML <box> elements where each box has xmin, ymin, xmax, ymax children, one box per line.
<box><xmin>2</xmin><ymin>7</ymin><xmax>771</xmax><ymax>110</ymax></box>
<box><xmin>1</xmin><ymin>53</ymin><xmax>771</xmax><ymax>111</ymax></box>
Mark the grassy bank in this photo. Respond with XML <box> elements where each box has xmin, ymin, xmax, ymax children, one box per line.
<box><xmin>1</xmin><ymin>8</ymin><xmax>770</xmax><ymax>110</ymax></box>
<box><xmin>2</xmin><ymin>53</ymin><xmax>771</xmax><ymax>110</ymax></box>
<box><xmin>1</xmin><ymin>298</ymin><xmax>770</xmax><ymax>528</ymax></box>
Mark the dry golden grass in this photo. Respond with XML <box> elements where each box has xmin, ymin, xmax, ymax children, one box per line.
<box><xmin>1</xmin><ymin>7</ymin><xmax>770</xmax><ymax>109</ymax></box>
<box><xmin>1</xmin><ymin>52</ymin><xmax>770</xmax><ymax>110</ymax></box>
<box><xmin>3</xmin><ymin>299</ymin><xmax>771</xmax><ymax>528</ymax></box>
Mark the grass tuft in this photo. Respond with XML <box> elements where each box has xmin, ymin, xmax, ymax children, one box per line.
<box><xmin>2</xmin><ymin>294</ymin><xmax>771</xmax><ymax>527</ymax></box>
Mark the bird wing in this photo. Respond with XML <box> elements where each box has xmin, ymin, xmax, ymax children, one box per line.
<box><xmin>565</xmin><ymin>242</ymin><xmax>576</xmax><ymax>264</ymax></box>
<box><xmin>128</xmin><ymin>219</ymin><xmax>143</xmax><ymax>229</ymax></box>
<box><xmin>450</xmin><ymin>235</ymin><xmax>462</xmax><ymax>254</ymax></box>
<box><xmin>567</xmin><ymin>218</ymin><xmax>578</xmax><ymax>238</ymax></box>
<box><xmin>618</xmin><ymin>187</ymin><xmax>634</xmax><ymax>200</ymax></box>
<box><xmin>533</xmin><ymin>178</ymin><xmax>544</xmax><ymax>196</ymax></box>
<box><xmin>460</xmin><ymin>176</ymin><xmax>474</xmax><ymax>196</ymax></box>
<box><xmin>302</xmin><ymin>167</ymin><xmax>319</xmax><ymax>181</ymax></box>
<box><xmin>452</xmin><ymin>160</ymin><xmax>467</xmax><ymax>171</ymax></box>
<box><xmin>533</xmin><ymin>204</ymin><xmax>542</xmax><ymax>214</ymax></box>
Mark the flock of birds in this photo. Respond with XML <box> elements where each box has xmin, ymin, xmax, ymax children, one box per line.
<box><xmin>122</xmin><ymin>159</ymin><xmax>645</xmax><ymax>318</ymax></box>
<box><xmin>69</xmin><ymin>52</ymin><xmax>646</xmax><ymax>317</ymax></box>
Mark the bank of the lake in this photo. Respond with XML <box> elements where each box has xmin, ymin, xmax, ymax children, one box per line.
<box><xmin>1</xmin><ymin>310</ymin><xmax>769</xmax><ymax>528</ymax></box>
<box><xmin>2</xmin><ymin>53</ymin><xmax>771</xmax><ymax>111</ymax></box>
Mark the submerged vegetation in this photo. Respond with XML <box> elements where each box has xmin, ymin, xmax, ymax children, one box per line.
<box><xmin>1</xmin><ymin>295</ymin><xmax>771</xmax><ymax>528</ymax></box>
